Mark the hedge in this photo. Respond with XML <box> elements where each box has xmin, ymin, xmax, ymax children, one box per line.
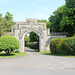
<box><xmin>0</xmin><ymin>35</ymin><xmax>20</xmax><ymax>54</ymax></box>
<box><xmin>26</xmin><ymin>42</ymin><xmax>39</xmax><ymax>49</ymax></box>
<box><xmin>50</xmin><ymin>36</ymin><xmax>75</xmax><ymax>55</ymax></box>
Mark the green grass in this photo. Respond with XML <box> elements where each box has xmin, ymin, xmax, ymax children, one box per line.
<box><xmin>39</xmin><ymin>51</ymin><xmax>51</xmax><ymax>55</ymax></box>
<box><xmin>33</xmin><ymin>49</ymin><xmax>39</xmax><ymax>52</ymax></box>
<box><xmin>39</xmin><ymin>51</ymin><xmax>75</xmax><ymax>57</ymax></box>
<box><xmin>0</xmin><ymin>52</ymin><xmax>26</xmax><ymax>58</ymax></box>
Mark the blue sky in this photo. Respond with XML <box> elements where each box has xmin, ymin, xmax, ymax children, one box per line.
<box><xmin>0</xmin><ymin>0</ymin><xmax>65</xmax><ymax>21</ymax></box>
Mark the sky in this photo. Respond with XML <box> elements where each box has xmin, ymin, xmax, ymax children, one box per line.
<box><xmin>0</xmin><ymin>0</ymin><xmax>65</xmax><ymax>22</ymax></box>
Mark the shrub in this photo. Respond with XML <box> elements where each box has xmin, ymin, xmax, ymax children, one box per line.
<box><xmin>50</xmin><ymin>38</ymin><xmax>64</xmax><ymax>54</ymax></box>
<box><xmin>0</xmin><ymin>35</ymin><xmax>20</xmax><ymax>54</ymax></box>
<box><xmin>26</xmin><ymin>42</ymin><xmax>39</xmax><ymax>49</ymax></box>
<box><xmin>13</xmin><ymin>49</ymin><xmax>20</xmax><ymax>53</ymax></box>
<box><xmin>56</xmin><ymin>40</ymin><xmax>72</xmax><ymax>55</ymax></box>
<box><xmin>50</xmin><ymin>37</ymin><xmax>75</xmax><ymax>55</ymax></box>
<box><xmin>50</xmin><ymin>39</ymin><xmax>57</xmax><ymax>54</ymax></box>
<box><xmin>65</xmin><ymin>37</ymin><xmax>75</xmax><ymax>55</ymax></box>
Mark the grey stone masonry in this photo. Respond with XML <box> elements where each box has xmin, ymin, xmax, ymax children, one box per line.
<box><xmin>12</xmin><ymin>18</ymin><xmax>66</xmax><ymax>52</ymax></box>
<box><xmin>12</xmin><ymin>18</ymin><xmax>50</xmax><ymax>52</ymax></box>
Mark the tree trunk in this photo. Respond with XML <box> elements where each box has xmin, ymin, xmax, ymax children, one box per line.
<box><xmin>6</xmin><ymin>50</ymin><xmax>11</xmax><ymax>54</ymax></box>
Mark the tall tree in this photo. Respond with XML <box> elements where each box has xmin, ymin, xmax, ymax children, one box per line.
<box><xmin>5</xmin><ymin>12</ymin><xmax>16</xmax><ymax>32</ymax></box>
<box><xmin>37</xmin><ymin>19</ymin><xmax>51</xmax><ymax>28</ymax></box>
<box><xmin>0</xmin><ymin>12</ymin><xmax>16</xmax><ymax>37</ymax></box>
<box><xmin>60</xmin><ymin>0</ymin><xmax>75</xmax><ymax>36</ymax></box>
<box><xmin>49</xmin><ymin>0</ymin><xmax>75</xmax><ymax>36</ymax></box>
<box><xmin>0</xmin><ymin>14</ymin><xmax>7</xmax><ymax>37</ymax></box>
<box><xmin>30</xmin><ymin>32</ymin><xmax>39</xmax><ymax>42</ymax></box>
<box><xmin>49</xmin><ymin>5</ymin><xmax>65</xmax><ymax>32</ymax></box>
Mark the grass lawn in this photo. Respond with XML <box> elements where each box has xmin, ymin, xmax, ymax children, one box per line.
<box><xmin>39</xmin><ymin>51</ymin><xmax>75</xmax><ymax>57</ymax></box>
<box><xmin>0</xmin><ymin>52</ymin><xmax>26</xmax><ymax>58</ymax></box>
<box><xmin>33</xmin><ymin>49</ymin><xmax>39</xmax><ymax>52</ymax></box>
<box><xmin>39</xmin><ymin>51</ymin><xmax>51</xmax><ymax>55</ymax></box>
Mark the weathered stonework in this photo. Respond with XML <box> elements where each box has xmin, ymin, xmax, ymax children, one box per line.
<box><xmin>12</xmin><ymin>18</ymin><xmax>67</xmax><ymax>52</ymax></box>
<box><xmin>12</xmin><ymin>18</ymin><xmax>50</xmax><ymax>52</ymax></box>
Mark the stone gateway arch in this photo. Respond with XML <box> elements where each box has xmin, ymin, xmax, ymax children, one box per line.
<box><xmin>12</xmin><ymin>18</ymin><xmax>51</xmax><ymax>52</ymax></box>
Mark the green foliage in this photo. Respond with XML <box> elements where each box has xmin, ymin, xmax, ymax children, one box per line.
<box><xmin>25</xmin><ymin>36</ymin><xmax>30</xmax><ymax>42</ymax></box>
<box><xmin>49</xmin><ymin>5</ymin><xmax>65</xmax><ymax>32</ymax></box>
<box><xmin>46</xmin><ymin>21</ymin><xmax>51</xmax><ymax>28</ymax></box>
<box><xmin>66</xmin><ymin>0</ymin><xmax>75</xmax><ymax>8</ymax></box>
<box><xmin>39</xmin><ymin>51</ymin><xmax>51</xmax><ymax>55</ymax></box>
<box><xmin>0</xmin><ymin>12</ymin><xmax>16</xmax><ymax>37</ymax></box>
<box><xmin>0</xmin><ymin>35</ymin><xmax>20</xmax><ymax>54</ymax></box>
<box><xmin>50</xmin><ymin>37</ymin><xmax>75</xmax><ymax>55</ymax></box>
<box><xmin>30</xmin><ymin>32</ymin><xmax>39</xmax><ymax>42</ymax></box>
<box><xmin>26</xmin><ymin>32</ymin><xmax>39</xmax><ymax>50</ymax></box>
<box><xmin>37</xmin><ymin>19</ymin><xmax>51</xmax><ymax>28</ymax></box>
<box><xmin>50</xmin><ymin>38</ymin><xmax>64</xmax><ymax>54</ymax></box>
<box><xmin>5</xmin><ymin>12</ymin><xmax>13</xmax><ymax>20</ymax></box>
<box><xmin>37</xmin><ymin>19</ymin><xmax>47</xmax><ymax>22</ymax></box>
<box><xmin>13</xmin><ymin>49</ymin><xmax>20</xmax><ymax>53</ymax></box>
<box><xmin>62</xmin><ymin>0</ymin><xmax>75</xmax><ymax>36</ymax></box>
<box><xmin>26</xmin><ymin>42</ymin><xmax>39</xmax><ymax>49</ymax></box>
<box><xmin>25</xmin><ymin>36</ymin><xmax>30</xmax><ymax>46</ymax></box>
<box><xmin>48</xmin><ymin>0</ymin><xmax>75</xmax><ymax>36</ymax></box>
<box><xmin>0</xmin><ymin>52</ymin><xmax>26</xmax><ymax>58</ymax></box>
<box><xmin>0</xmin><ymin>14</ymin><xmax>7</xmax><ymax>37</ymax></box>
<box><xmin>56</xmin><ymin>40</ymin><xmax>71</xmax><ymax>55</ymax></box>
<box><xmin>5</xmin><ymin>12</ymin><xmax>16</xmax><ymax>32</ymax></box>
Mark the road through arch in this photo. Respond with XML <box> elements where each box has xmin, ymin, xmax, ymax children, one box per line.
<box><xmin>12</xmin><ymin>18</ymin><xmax>50</xmax><ymax>52</ymax></box>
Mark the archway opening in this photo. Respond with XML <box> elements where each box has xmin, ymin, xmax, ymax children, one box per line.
<box><xmin>24</xmin><ymin>31</ymin><xmax>39</xmax><ymax>52</ymax></box>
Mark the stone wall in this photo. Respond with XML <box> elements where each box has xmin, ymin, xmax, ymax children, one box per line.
<box><xmin>12</xmin><ymin>18</ymin><xmax>67</xmax><ymax>52</ymax></box>
<box><xmin>50</xmin><ymin>33</ymin><xmax>67</xmax><ymax>40</ymax></box>
<box><xmin>46</xmin><ymin>33</ymin><xmax>67</xmax><ymax>49</ymax></box>
<box><xmin>12</xmin><ymin>18</ymin><xmax>50</xmax><ymax>52</ymax></box>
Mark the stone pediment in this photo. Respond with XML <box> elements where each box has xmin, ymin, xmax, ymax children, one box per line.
<box><xmin>16</xmin><ymin>18</ymin><xmax>46</xmax><ymax>30</ymax></box>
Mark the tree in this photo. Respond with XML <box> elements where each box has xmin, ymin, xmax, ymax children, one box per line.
<box><xmin>49</xmin><ymin>5</ymin><xmax>66</xmax><ymax>32</ymax></box>
<box><xmin>46</xmin><ymin>21</ymin><xmax>51</xmax><ymax>28</ymax></box>
<box><xmin>66</xmin><ymin>0</ymin><xmax>75</xmax><ymax>8</ymax></box>
<box><xmin>0</xmin><ymin>14</ymin><xmax>7</xmax><ymax>37</ymax></box>
<box><xmin>29</xmin><ymin>32</ymin><xmax>39</xmax><ymax>42</ymax></box>
<box><xmin>0</xmin><ymin>12</ymin><xmax>16</xmax><ymax>37</ymax></box>
<box><xmin>5</xmin><ymin>12</ymin><xmax>16</xmax><ymax>32</ymax></box>
<box><xmin>37</xmin><ymin>19</ymin><xmax>51</xmax><ymax>28</ymax></box>
<box><xmin>25</xmin><ymin>36</ymin><xmax>30</xmax><ymax>43</ymax></box>
<box><xmin>37</xmin><ymin>19</ymin><xmax>47</xmax><ymax>22</ymax></box>
<box><xmin>48</xmin><ymin>0</ymin><xmax>75</xmax><ymax>36</ymax></box>
<box><xmin>5</xmin><ymin>12</ymin><xmax>13</xmax><ymax>20</ymax></box>
<box><xmin>60</xmin><ymin>0</ymin><xmax>75</xmax><ymax>36</ymax></box>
